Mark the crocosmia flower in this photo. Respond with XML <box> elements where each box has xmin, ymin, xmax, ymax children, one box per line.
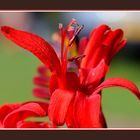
<box><xmin>1</xmin><ymin>19</ymin><xmax>140</xmax><ymax>128</ymax></box>
<box><xmin>33</xmin><ymin>65</ymin><xmax>51</xmax><ymax>100</ymax></box>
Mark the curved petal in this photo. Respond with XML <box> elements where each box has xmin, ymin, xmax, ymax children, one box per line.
<box><xmin>66</xmin><ymin>93</ymin><xmax>107</xmax><ymax>128</ymax></box>
<box><xmin>79</xmin><ymin>59</ymin><xmax>108</xmax><ymax>86</ymax></box>
<box><xmin>78</xmin><ymin>37</ymin><xmax>88</xmax><ymax>55</ymax></box>
<box><xmin>0</xmin><ymin>104</ymin><xmax>20</xmax><ymax>125</ymax></box>
<box><xmin>37</xmin><ymin>65</ymin><xmax>50</xmax><ymax>76</ymax></box>
<box><xmin>49</xmin><ymin>74</ymin><xmax>59</xmax><ymax>95</ymax></box>
<box><xmin>85</xmin><ymin>59</ymin><xmax>108</xmax><ymax>87</ymax></box>
<box><xmin>81</xmin><ymin>24</ymin><xmax>110</xmax><ymax>68</ymax></box>
<box><xmin>93</xmin><ymin>78</ymin><xmax>140</xmax><ymax>99</ymax></box>
<box><xmin>74</xmin><ymin>91</ymin><xmax>106</xmax><ymax>128</ymax></box>
<box><xmin>3</xmin><ymin>102</ymin><xmax>48</xmax><ymax>128</ymax></box>
<box><xmin>32</xmin><ymin>87</ymin><xmax>50</xmax><ymax>99</ymax></box>
<box><xmin>33</xmin><ymin>76</ymin><xmax>49</xmax><ymax>86</ymax></box>
<box><xmin>81</xmin><ymin>25</ymin><xmax>126</xmax><ymax>69</ymax></box>
<box><xmin>102</xmin><ymin>29</ymin><xmax>123</xmax><ymax>48</ymax></box>
<box><xmin>110</xmin><ymin>39</ymin><xmax>127</xmax><ymax>61</ymax></box>
<box><xmin>102</xmin><ymin>29</ymin><xmax>125</xmax><ymax>64</ymax></box>
<box><xmin>1</xmin><ymin>26</ymin><xmax>61</xmax><ymax>75</ymax></box>
<box><xmin>66</xmin><ymin>100</ymin><xmax>77</xmax><ymax>128</ymax></box>
<box><xmin>48</xmin><ymin>89</ymin><xmax>75</xmax><ymax>125</ymax></box>
<box><xmin>86</xmin><ymin>29</ymin><xmax>124</xmax><ymax>68</ymax></box>
<box><xmin>22</xmin><ymin>101</ymin><xmax>49</xmax><ymax>115</ymax></box>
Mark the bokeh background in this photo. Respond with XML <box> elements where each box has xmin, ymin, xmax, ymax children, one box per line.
<box><xmin>0</xmin><ymin>11</ymin><xmax>140</xmax><ymax>128</ymax></box>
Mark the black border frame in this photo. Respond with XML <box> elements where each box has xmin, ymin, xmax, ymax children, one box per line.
<box><xmin>0</xmin><ymin>129</ymin><xmax>140</xmax><ymax>139</ymax></box>
<box><xmin>0</xmin><ymin>0</ymin><xmax>140</xmax><ymax>10</ymax></box>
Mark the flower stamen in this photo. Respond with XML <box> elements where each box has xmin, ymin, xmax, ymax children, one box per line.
<box><xmin>69</xmin><ymin>25</ymin><xmax>84</xmax><ymax>47</ymax></box>
<box><xmin>68</xmin><ymin>54</ymin><xmax>86</xmax><ymax>68</ymax></box>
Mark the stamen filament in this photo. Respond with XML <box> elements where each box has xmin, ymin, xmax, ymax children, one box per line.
<box><xmin>68</xmin><ymin>54</ymin><xmax>86</xmax><ymax>68</ymax></box>
<box><xmin>59</xmin><ymin>23</ymin><xmax>65</xmax><ymax>64</ymax></box>
<box><xmin>69</xmin><ymin>25</ymin><xmax>84</xmax><ymax>46</ymax></box>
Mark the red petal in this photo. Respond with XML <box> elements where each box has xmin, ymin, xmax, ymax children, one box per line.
<box><xmin>93</xmin><ymin>78</ymin><xmax>140</xmax><ymax>99</ymax></box>
<box><xmin>79</xmin><ymin>68</ymin><xmax>89</xmax><ymax>84</ymax></box>
<box><xmin>17</xmin><ymin>121</ymin><xmax>49</xmax><ymax>128</ymax></box>
<box><xmin>0</xmin><ymin>104</ymin><xmax>20</xmax><ymax>125</ymax></box>
<box><xmin>32</xmin><ymin>87</ymin><xmax>50</xmax><ymax>99</ymax></box>
<box><xmin>22</xmin><ymin>101</ymin><xmax>49</xmax><ymax>115</ymax></box>
<box><xmin>66</xmin><ymin>100</ymin><xmax>77</xmax><ymax>128</ymax></box>
<box><xmin>85</xmin><ymin>59</ymin><xmax>108</xmax><ymax>87</ymax></box>
<box><xmin>99</xmin><ymin>112</ymin><xmax>107</xmax><ymax>128</ymax></box>
<box><xmin>74</xmin><ymin>91</ymin><xmax>105</xmax><ymax>128</ymax></box>
<box><xmin>102</xmin><ymin>29</ymin><xmax>124</xmax><ymax>63</ymax></box>
<box><xmin>1</xmin><ymin>26</ymin><xmax>61</xmax><ymax>75</ymax></box>
<box><xmin>86</xmin><ymin>29</ymin><xmax>123</xmax><ymax>67</ymax></box>
<box><xmin>78</xmin><ymin>37</ymin><xmax>88</xmax><ymax>55</ymax></box>
<box><xmin>0</xmin><ymin>122</ymin><xmax>3</xmax><ymax>128</ymax></box>
<box><xmin>37</xmin><ymin>65</ymin><xmax>49</xmax><ymax>76</ymax></box>
<box><xmin>102</xmin><ymin>29</ymin><xmax>123</xmax><ymax>48</ymax></box>
<box><xmin>66</xmin><ymin>72</ymin><xmax>79</xmax><ymax>91</ymax></box>
<box><xmin>81</xmin><ymin>24</ymin><xmax>110</xmax><ymax>68</ymax></box>
<box><xmin>48</xmin><ymin>89</ymin><xmax>75</xmax><ymax>125</ymax></box>
<box><xmin>110</xmin><ymin>39</ymin><xmax>127</xmax><ymax>60</ymax></box>
<box><xmin>3</xmin><ymin>102</ymin><xmax>47</xmax><ymax>128</ymax></box>
<box><xmin>33</xmin><ymin>76</ymin><xmax>49</xmax><ymax>86</ymax></box>
<box><xmin>49</xmin><ymin>74</ymin><xmax>59</xmax><ymax>95</ymax></box>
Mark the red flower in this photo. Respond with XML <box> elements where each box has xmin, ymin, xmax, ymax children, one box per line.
<box><xmin>1</xmin><ymin>20</ymin><xmax>140</xmax><ymax>128</ymax></box>
<box><xmin>0</xmin><ymin>101</ymin><xmax>54</xmax><ymax>128</ymax></box>
<box><xmin>32</xmin><ymin>65</ymin><xmax>51</xmax><ymax>99</ymax></box>
<box><xmin>48</xmin><ymin>24</ymin><xmax>140</xmax><ymax>127</ymax></box>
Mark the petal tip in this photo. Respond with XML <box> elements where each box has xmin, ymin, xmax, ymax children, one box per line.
<box><xmin>1</xmin><ymin>26</ymin><xmax>11</xmax><ymax>34</ymax></box>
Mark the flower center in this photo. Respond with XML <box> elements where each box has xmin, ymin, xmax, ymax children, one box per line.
<box><xmin>59</xmin><ymin>19</ymin><xmax>84</xmax><ymax>74</ymax></box>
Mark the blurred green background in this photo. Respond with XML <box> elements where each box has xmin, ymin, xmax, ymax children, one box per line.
<box><xmin>0</xmin><ymin>12</ymin><xmax>140</xmax><ymax>128</ymax></box>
